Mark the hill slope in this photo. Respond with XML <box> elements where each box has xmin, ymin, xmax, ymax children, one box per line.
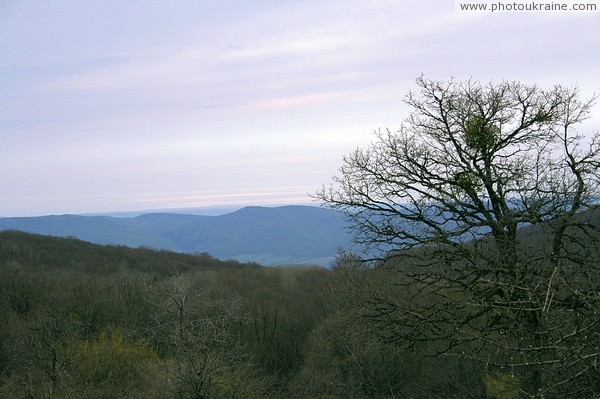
<box><xmin>0</xmin><ymin>206</ymin><xmax>353</xmax><ymax>266</ymax></box>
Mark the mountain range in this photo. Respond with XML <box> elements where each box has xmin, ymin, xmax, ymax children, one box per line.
<box><xmin>0</xmin><ymin>205</ymin><xmax>354</xmax><ymax>266</ymax></box>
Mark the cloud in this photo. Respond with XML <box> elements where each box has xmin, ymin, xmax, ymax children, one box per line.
<box><xmin>239</xmin><ymin>90</ymin><xmax>366</xmax><ymax>111</ymax></box>
<box><xmin>135</xmin><ymin>186</ymin><xmax>315</xmax><ymax>207</ymax></box>
<box><xmin>1</xmin><ymin>0</ymin><xmax>599</xmax><ymax>216</ymax></box>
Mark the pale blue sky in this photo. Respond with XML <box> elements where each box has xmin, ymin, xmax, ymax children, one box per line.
<box><xmin>1</xmin><ymin>0</ymin><xmax>599</xmax><ymax>216</ymax></box>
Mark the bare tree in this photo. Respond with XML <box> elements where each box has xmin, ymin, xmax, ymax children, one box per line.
<box><xmin>146</xmin><ymin>272</ymin><xmax>260</xmax><ymax>399</ymax></box>
<box><xmin>316</xmin><ymin>77</ymin><xmax>600</xmax><ymax>398</ymax></box>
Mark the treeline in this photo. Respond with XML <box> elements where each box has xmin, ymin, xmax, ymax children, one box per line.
<box><xmin>1</xmin><ymin>231</ymin><xmax>495</xmax><ymax>398</ymax></box>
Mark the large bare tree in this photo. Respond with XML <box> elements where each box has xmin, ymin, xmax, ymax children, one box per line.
<box><xmin>316</xmin><ymin>77</ymin><xmax>600</xmax><ymax>398</ymax></box>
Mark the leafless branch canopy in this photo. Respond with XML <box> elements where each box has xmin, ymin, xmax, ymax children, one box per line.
<box><xmin>316</xmin><ymin>77</ymin><xmax>600</xmax><ymax>398</ymax></box>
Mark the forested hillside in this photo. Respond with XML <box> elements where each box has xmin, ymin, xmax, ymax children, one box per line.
<box><xmin>0</xmin><ymin>230</ymin><xmax>493</xmax><ymax>398</ymax></box>
<box><xmin>2</xmin><ymin>210</ymin><xmax>598</xmax><ymax>398</ymax></box>
<box><xmin>0</xmin><ymin>206</ymin><xmax>353</xmax><ymax>266</ymax></box>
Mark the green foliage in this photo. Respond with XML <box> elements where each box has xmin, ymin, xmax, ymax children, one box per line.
<box><xmin>463</xmin><ymin>114</ymin><xmax>499</xmax><ymax>152</ymax></box>
<box><xmin>78</xmin><ymin>328</ymin><xmax>159</xmax><ymax>379</ymax></box>
<box><xmin>484</xmin><ymin>372</ymin><xmax>521</xmax><ymax>399</ymax></box>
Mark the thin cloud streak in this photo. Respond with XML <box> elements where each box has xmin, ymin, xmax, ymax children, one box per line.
<box><xmin>136</xmin><ymin>187</ymin><xmax>316</xmax><ymax>206</ymax></box>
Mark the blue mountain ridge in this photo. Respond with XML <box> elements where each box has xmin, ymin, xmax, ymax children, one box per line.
<box><xmin>0</xmin><ymin>205</ymin><xmax>354</xmax><ymax>266</ymax></box>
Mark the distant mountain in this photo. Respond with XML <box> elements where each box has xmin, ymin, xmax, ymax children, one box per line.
<box><xmin>0</xmin><ymin>206</ymin><xmax>354</xmax><ymax>266</ymax></box>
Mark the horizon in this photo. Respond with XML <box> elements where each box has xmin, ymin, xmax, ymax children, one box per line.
<box><xmin>0</xmin><ymin>202</ymin><xmax>321</xmax><ymax>219</ymax></box>
<box><xmin>2</xmin><ymin>1</ymin><xmax>599</xmax><ymax>217</ymax></box>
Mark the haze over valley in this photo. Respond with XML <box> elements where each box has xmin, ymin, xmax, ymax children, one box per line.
<box><xmin>0</xmin><ymin>205</ymin><xmax>353</xmax><ymax>266</ymax></box>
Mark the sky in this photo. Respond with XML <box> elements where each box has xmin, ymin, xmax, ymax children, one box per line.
<box><xmin>1</xmin><ymin>0</ymin><xmax>599</xmax><ymax>217</ymax></box>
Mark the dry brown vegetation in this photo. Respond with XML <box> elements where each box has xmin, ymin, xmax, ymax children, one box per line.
<box><xmin>2</xmin><ymin>221</ymin><xmax>598</xmax><ymax>398</ymax></box>
<box><xmin>0</xmin><ymin>230</ymin><xmax>499</xmax><ymax>398</ymax></box>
